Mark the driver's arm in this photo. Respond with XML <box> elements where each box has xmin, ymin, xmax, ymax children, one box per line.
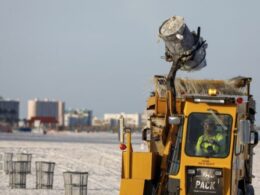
<box><xmin>216</xmin><ymin>134</ymin><xmax>225</xmax><ymax>154</ymax></box>
<box><xmin>195</xmin><ymin>136</ymin><xmax>203</xmax><ymax>155</ymax></box>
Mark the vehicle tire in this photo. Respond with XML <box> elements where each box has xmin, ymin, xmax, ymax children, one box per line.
<box><xmin>246</xmin><ymin>185</ymin><xmax>254</xmax><ymax>195</ymax></box>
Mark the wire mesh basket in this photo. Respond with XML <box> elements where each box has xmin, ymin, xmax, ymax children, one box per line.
<box><xmin>35</xmin><ymin>161</ymin><xmax>55</xmax><ymax>189</ymax></box>
<box><xmin>9</xmin><ymin>161</ymin><xmax>28</xmax><ymax>188</ymax></box>
<box><xmin>16</xmin><ymin>153</ymin><xmax>32</xmax><ymax>174</ymax></box>
<box><xmin>63</xmin><ymin>172</ymin><xmax>88</xmax><ymax>195</ymax></box>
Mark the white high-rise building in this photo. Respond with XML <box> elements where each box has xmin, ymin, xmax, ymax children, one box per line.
<box><xmin>104</xmin><ymin>113</ymin><xmax>141</xmax><ymax>128</ymax></box>
<box><xmin>27</xmin><ymin>99</ymin><xmax>65</xmax><ymax>126</ymax></box>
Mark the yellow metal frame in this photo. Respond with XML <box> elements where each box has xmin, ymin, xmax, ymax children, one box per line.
<box><xmin>120</xmin><ymin>132</ymin><xmax>158</xmax><ymax>195</ymax></box>
<box><xmin>147</xmin><ymin>93</ymin><xmax>167</xmax><ymax>115</ymax></box>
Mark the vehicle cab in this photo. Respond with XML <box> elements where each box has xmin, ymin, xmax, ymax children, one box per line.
<box><xmin>167</xmin><ymin>93</ymin><xmax>257</xmax><ymax>195</ymax></box>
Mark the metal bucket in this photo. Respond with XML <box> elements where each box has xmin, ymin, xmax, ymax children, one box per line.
<box><xmin>63</xmin><ymin>172</ymin><xmax>88</xmax><ymax>195</ymax></box>
<box><xmin>159</xmin><ymin>15</ymin><xmax>207</xmax><ymax>71</ymax></box>
<box><xmin>159</xmin><ymin>16</ymin><xmax>194</xmax><ymax>58</ymax></box>
<box><xmin>36</xmin><ymin>161</ymin><xmax>55</xmax><ymax>189</ymax></box>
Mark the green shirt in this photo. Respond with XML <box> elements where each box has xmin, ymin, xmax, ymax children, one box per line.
<box><xmin>195</xmin><ymin>133</ymin><xmax>225</xmax><ymax>156</ymax></box>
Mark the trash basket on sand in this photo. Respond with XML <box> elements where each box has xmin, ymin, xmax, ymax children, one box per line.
<box><xmin>63</xmin><ymin>171</ymin><xmax>88</xmax><ymax>195</ymax></box>
<box><xmin>36</xmin><ymin>161</ymin><xmax>55</xmax><ymax>189</ymax></box>
<box><xmin>9</xmin><ymin>161</ymin><xmax>28</xmax><ymax>189</ymax></box>
<box><xmin>16</xmin><ymin>153</ymin><xmax>32</xmax><ymax>174</ymax></box>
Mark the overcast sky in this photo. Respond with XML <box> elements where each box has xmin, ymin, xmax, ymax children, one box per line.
<box><xmin>0</xmin><ymin>0</ymin><xmax>259</xmax><ymax>124</ymax></box>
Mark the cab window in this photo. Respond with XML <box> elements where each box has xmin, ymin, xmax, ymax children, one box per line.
<box><xmin>185</xmin><ymin>113</ymin><xmax>232</xmax><ymax>158</ymax></box>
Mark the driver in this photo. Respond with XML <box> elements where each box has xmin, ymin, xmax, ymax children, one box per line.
<box><xmin>195</xmin><ymin>118</ymin><xmax>225</xmax><ymax>156</ymax></box>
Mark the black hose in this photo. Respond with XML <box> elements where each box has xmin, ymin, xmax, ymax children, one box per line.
<box><xmin>167</xmin><ymin>61</ymin><xmax>181</xmax><ymax>115</ymax></box>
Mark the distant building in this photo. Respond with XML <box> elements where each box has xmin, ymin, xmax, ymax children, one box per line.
<box><xmin>0</xmin><ymin>99</ymin><xmax>19</xmax><ymax>125</ymax></box>
<box><xmin>27</xmin><ymin>99</ymin><xmax>65</xmax><ymax>127</ymax></box>
<box><xmin>104</xmin><ymin>113</ymin><xmax>141</xmax><ymax>128</ymax></box>
<box><xmin>92</xmin><ymin>116</ymin><xmax>105</xmax><ymax>127</ymax></box>
<box><xmin>64</xmin><ymin>109</ymin><xmax>92</xmax><ymax>128</ymax></box>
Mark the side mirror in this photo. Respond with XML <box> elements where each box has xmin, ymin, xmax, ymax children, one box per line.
<box><xmin>142</xmin><ymin>118</ymin><xmax>152</xmax><ymax>141</ymax></box>
<box><xmin>169</xmin><ymin>116</ymin><xmax>181</xmax><ymax>125</ymax></box>
<box><xmin>142</xmin><ymin>128</ymin><xmax>151</xmax><ymax>141</ymax></box>
<box><xmin>235</xmin><ymin>128</ymin><xmax>243</xmax><ymax>155</ymax></box>
<box><xmin>239</xmin><ymin>120</ymin><xmax>250</xmax><ymax>144</ymax></box>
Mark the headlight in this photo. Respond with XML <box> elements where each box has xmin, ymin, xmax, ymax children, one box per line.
<box><xmin>187</xmin><ymin>169</ymin><xmax>196</xmax><ymax>175</ymax></box>
<box><xmin>215</xmin><ymin>170</ymin><xmax>222</xmax><ymax>176</ymax></box>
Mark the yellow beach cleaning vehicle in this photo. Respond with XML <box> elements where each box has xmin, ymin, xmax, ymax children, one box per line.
<box><xmin>119</xmin><ymin>16</ymin><xmax>258</xmax><ymax>195</ymax></box>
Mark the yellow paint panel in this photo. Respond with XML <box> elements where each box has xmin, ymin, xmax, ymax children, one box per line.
<box><xmin>147</xmin><ymin>96</ymin><xmax>155</xmax><ymax>109</ymax></box>
<box><xmin>120</xmin><ymin>179</ymin><xmax>145</xmax><ymax>195</ymax></box>
<box><xmin>132</xmin><ymin>152</ymin><xmax>156</xmax><ymax>179</ymax></box>
<box><xmin>122</xmin><ymin>152</ymin><xmax>157</xmax><ymax>180</ymax></box>
<box><xmin>146</xmin><ymin>94</ymin><xmax>167</xmax><ymax>115</ymax></box>
<box><xmin>156</xmin><ymin>97</ymin><xmax>167</xmax><ymax>115</ymax></box>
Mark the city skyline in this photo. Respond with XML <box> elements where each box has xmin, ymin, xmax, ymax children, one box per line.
<box><xmin>0</xmin><ymin>96</ymin><xmax>143</xmax><ymax>120</ymax></box>
<box><xmin>0</xmin><ymin>0</ymin><xmax>259</xmax><ymax>124</ymax></box>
